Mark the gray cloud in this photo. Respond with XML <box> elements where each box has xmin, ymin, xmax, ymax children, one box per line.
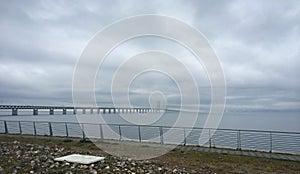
<box><xmin>0</xmin><ymin>0</ymin><xmax>299</xmax><ymax>112</ymax></box>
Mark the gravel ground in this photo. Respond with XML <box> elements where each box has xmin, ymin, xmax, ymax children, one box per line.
<box><xmin>0</xmin><ymin>140</ymin><xmax>197</xmax><ymax>174</ymax></box>
<box><xmin>0</xmin><ymin>136</ymin><xmax>299</xmax><ymax>174</ymax></box>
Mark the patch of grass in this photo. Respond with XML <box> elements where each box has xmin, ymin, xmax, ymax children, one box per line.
<box><xmin>153</xmin><ymin>150</ymin><xmax>300</xmax><ymax>173</ymax></box>
<box><xmin>63</xmin><ymin>139</ymin><xmax>73</xmax><ymax>142</ymax></box>
<box><xmin>79</xmin><ymin>139</ymin><xmax>92</xmax><ymax>143</ymax></box>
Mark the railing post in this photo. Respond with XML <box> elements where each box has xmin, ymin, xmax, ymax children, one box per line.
<box><xmin>99</xmin><ymin>124</ymin><xmax>104</xmax><ymax>140</ymax></box>
<box><xmin>160</xmin><ymin>126</ymin><xmax>164</xmax><ymax>144</ymax></box>
<box><xmin>237</xmin><ymin>130</ymin><xmax>239</xmax><ymax>150</ymax></box>
<box><xmin>33</xmin><ymin>122</ymin><xmax>36</xmax><ymax>135</ymax></box>
<box><xmin>65</xmin><ymin>122</ymin><xmax>68</xmax><ymax>137</ymax></box>
<box><xmin>183</xmin><ymin>128</ymin><xmax>186</xmax><ymax>146</ymax></box>
<box><xmin>208</xmin><ymin>128</ymin><xmax>211</xmax><ymax>148</ymax></box>
<box><xmin>82</xmin><ymin>123</ymin><xmax>85</xmax><ymax>140</ymax></box>
<box><xmin>269</xmin><ymin>132</ymin><xmax>272</xmax><ymax>153</ymax></box>
<box><xmin>237</xmin><ymin>130</ymin><xmax>241</xmax><ymax>150</ymax></box>
<box><xmin>118</xmin><ymin>125</ymin><xmax>122</xmax><ymax>140</ymax></box>
<box><xmin>19</xmin><ymin>121</ymin><xmax>22</xmax><ymax>134</ymax></box>
<box><xmin>48</xmin><ymin>122</ymin><xmax>53</xmax><ymax>136</ymax></box>
<box><xmin>138</xmin><ymin>125</ymin><xmax>141</xmax><ymax>142</ymax></box>
<box><xmin>4</xmin><ymin>121</ymin><xmax>8</xmax><ymax>134</ymax></box>
<box><xmin>12</xmin><ymin>108</ymin><xmax>18</xmax><ymax>116</ymax></box>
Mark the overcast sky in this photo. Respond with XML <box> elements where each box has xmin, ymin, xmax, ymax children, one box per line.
<box><xmin>0</xmin><ymin>0</ymin><xmax>299</xmax><ymax>112</ymax></box>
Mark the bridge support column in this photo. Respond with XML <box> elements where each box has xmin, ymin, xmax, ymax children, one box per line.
<box><xmin>113</xmin><ymin>109</ymin><xmax>116</xmax><ymax>114</ymax></box>
<box><xmin>12</xmin><ymin>108</ymin><xmax>18</xmax><ymax>116</ymax></box>
<box><xmin>82</xmin><ymin>109</ymin><xmax>86</xmax><ymax>114</ymax></box>
<box><xmin>73</xmin><ymin>109</ymin><xmax>77</xmax><ymax>115</ymax></box>
<box><xmin>103</xmin><ymin>109</ymin><xmax>106</xmax><ymax>114</ymax></box>
<box><xmin>49</xmin><ymin>108</ymin><xmax>54</xmax><ymax>115</ymax></box>
<box><xmin>108</xmin><ymin>109</ymin><xmax>111</xmax><ymax>114</ymax></box>
<box><xmin>90</xmin><ymin>109</ymin><xmax>93</xmax><ymax>114</ymax></box>
<box><xmin>97</xmin><ymin>108</ymin><xmax>100</xmax><ymax>114</ymax></box>
<box><xmin>63</xmin><ymin>108</ymin><xmax>67</xmax><ymax>115</ymax></box>
<box><xmin>33</xmin><ymin>109</ymin><xmax>38</xmax><ymax>115</ymax></box>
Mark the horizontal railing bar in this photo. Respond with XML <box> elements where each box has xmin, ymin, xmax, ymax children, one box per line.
<box><xmin>0</xmin><ymin>120</ymin><xmax>300</xmax><ymax>135</ymax></box>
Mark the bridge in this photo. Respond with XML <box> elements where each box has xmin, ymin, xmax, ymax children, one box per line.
<box><xmin>0</xmin><ymin>105</ymin><xmax>166</xmax><ymax>116</ymax></box>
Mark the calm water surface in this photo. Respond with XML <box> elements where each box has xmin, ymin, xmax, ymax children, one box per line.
<box><xmin>0</xmin><ymin>110</ymin><xmax>299</xmax><ymax>132</ymax></box>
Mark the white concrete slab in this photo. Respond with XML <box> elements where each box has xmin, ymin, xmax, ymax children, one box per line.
<box><xmin>54</xmin><ymin>154</ymin><xmax>105</xmax><ymax>165</ymax></box>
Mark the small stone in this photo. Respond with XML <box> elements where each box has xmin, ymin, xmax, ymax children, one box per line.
<box><xmin>105</xmin><ymin>166</ymin><xmax>110</xmax><ymax>170</ymax></box>
<box><xmin>16</xmin><ymin>150</ymin><xmax>21</xmax><ymax>155</ymax></box>
<box><xmin>30</xmin><ymin>160</ymin><xmax>35</xmax><ymax>167</ymax></box>
<box><xmin>136</xmin><ymin>168</ymin><xmax>144</xmax><ymax>173</ymax></box>
<box><xmin>191</xmin><ymin>169</ymin><xmax>198</xmax><ymax>173</ymax></box>
<box><xmin>71</xmin><ymin>163</ymin><xmax>78</xmax><ymax>169</ymax></box>
<box><xmin>46</xmin><ymin>159</ymin><xmax>53</xmax><ymax>164</ymax></box>
<box><xmin>49</xmin><ymin>164</ymin><xmax>55</xmax><ymax>168</ymax></box>
<box><xmin>90</xmin><ymin>169</ymin><xmax>97</xmax><ymax>174</ymax></box>
<box><xmin>0</xmin><ymin>166</ymin><xmax>5</xmax><ymax>174</ymax></box>
<box><xmin>12</xmin><ymin>169</ymin><xmax>17</xmax><ymax>174</ymax></box>
<box><xmin>29</xmin><ymin>171</ymin><xmax>34</xmax><ymax>174</ymax></box>
<box><xmin>80</xmin><ymin>165</ymin><xmax>88</xmax><ymax>169</ymax></box>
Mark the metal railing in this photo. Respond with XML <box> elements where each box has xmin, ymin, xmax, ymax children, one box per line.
<box><xmin>0</xmin><ymin>120</ymin><xmax>299</xmax><ymax>154</ymax></box>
